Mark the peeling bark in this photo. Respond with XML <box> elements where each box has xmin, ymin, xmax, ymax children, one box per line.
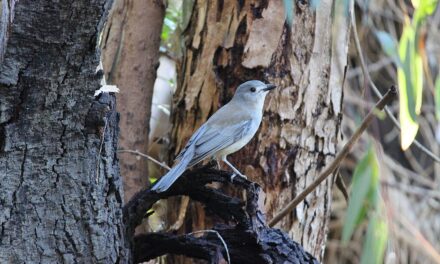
<box><xmin>0</xmin><ymin>1</ymin><xmax>130</xmax><ymax>262</ymax></box>
<box><xmin>168</xmin><ymin>0</ymin><xmax>351</xmax><ymax>260</ymax></box>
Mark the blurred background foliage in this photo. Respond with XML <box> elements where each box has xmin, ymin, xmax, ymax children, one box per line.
<box><xmin>151</xmin><ymin>0</ymin><xmax>440</xmax><ymax>263</ymax></box>
<box><xmin>330</xmin><ymin>0</ymin><xmax>440</xmax><ymax>263</ymax></box>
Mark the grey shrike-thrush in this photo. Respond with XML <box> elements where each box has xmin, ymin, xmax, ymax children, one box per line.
<box><xmin>151</xmin><ymin>80</ymin><xmax>276</xmax><ymax>192</ymax></box>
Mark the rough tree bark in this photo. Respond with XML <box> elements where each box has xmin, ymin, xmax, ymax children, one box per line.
<box><xmin>167</xmin><ymin>0</ymin><xmax>350</xmax><ymax>260</ymax></box>
<box><xmin>124</xmin><ymin>165</ymin><xmax>319</xmax><ymax>264</ymax></box>
<box><xmin>101</xmin><ymin>0</ymin><xmax>165</xmax><ymax>202</ymax></box>
<box><xmin>0</xmin><ymin>0</ymin><xmax>130</xmax><ymax>262</ymax></box>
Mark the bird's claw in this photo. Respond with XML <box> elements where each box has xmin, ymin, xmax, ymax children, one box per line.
<box><xmin>230</xmin><ymin>173</ymin><xmax>236</xmax><ymax>182</ymax></box>
<box><xmin>230</xmin><ymin>173</ymin><xmax>247</xmax><ymax>182</ymax></box>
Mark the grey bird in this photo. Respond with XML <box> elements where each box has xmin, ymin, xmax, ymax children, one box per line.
<box><xmin>151</xmin><ymin>80</ymin><xmax>276</xmax><ymax>192</ymax></box>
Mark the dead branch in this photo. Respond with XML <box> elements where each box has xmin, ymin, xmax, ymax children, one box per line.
<box><xmin>123</xmin><ymin>164</ymin><xmax>319</xmax><ymax>263</ymax></box>
<box><xmin>133</xmin><ymin>233</ymin><xmax>225</xmax><ymax>264</ymax></box>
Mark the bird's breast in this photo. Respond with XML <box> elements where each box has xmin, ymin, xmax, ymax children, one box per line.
<box><xmin>215</xmin><ymin>121</ymin><xmax>260</xmax><ymax>157</ymax></box>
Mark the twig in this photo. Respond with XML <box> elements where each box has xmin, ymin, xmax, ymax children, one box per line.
<box><xmin>169</xmin><ymin>196</ymin><xmax>190</xmax><ymax>231</ymax></box>
<box><xmin>335</xmin><ymin>171</ymin><xmax>349</xmax><ymax>202</ymax></box>
<box><xmin>346</xmin><ymin>57</ymin><xmax>393</xmax><ymax>79</ymax></box>
<box><xmin>117</xmin><ymin>149</ymin><xmax>171</xmax><ymax>170</ymax></box>
<box><xmin>268</xmin><ymin>86</ymin><xmax>397</xmax><ymax>227</ymax></box>
<box><xmin>350</xmin><ymin>8</ymin><xmax>440</xmax><ymax>163</ymax></box>
<box><xmin>189</xmin><ymin>230</ymin><xmax>231</xmax><ymax>264</ymax></box>
<box><xmin>383</xmin><ymin>153</ymin><xmax>435</xmax><ymax>187</ymax></box>
<box><xmin>403</xmin><ymin>147</ymin><xmax>427</xmax><ymax>177</ymax></box>
<box><xmin>393</xmin><ymin>214</ymin><xmax>440</xmax><ymax>263</ymax></box>
<box><xmin>381</xmin><ymin>180</ymin><xmax>440</xmax><ymax>199</ymax></box>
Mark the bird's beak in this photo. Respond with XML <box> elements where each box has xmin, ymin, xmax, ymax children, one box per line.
<box><xmin>263</xmin><ymin>83</ymin><xmax>277</xmax><ymax>91</ymax></box>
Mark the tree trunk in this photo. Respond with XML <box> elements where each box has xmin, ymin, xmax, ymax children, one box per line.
<box><xmin>168</xmin><ymin>0</ymin><xmax>350</xmax><ymax>261</ymax></box>
<box><xmin>0</xmin><ymin>0</ymin><xmax>130</xmax><ymax>262</ymax></box>
<box><xmin>101</xmin><ymin>0</ymin><xmax>165</xmax><ymax>202</ymax></box>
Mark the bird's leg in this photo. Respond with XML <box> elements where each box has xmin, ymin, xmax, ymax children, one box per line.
<box><xmin>222</xmin><ymin>156</ymin><xmax>247</xmax><ymax>182</ymax></box>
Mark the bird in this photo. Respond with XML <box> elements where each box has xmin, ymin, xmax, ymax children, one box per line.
<box><xmin>151</xmin><ymin>80</ymin><xmax>276</xmax><ymax>192</ymax></box>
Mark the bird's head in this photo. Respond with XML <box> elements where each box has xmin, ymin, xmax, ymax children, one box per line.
<box><xmin>232</xmin><ymin>80</ymin><xmax>276</xmax><ymax>106</ymax></box>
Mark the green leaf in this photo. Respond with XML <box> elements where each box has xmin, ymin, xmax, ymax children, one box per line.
<box><xmin>398</xmin><ymin>24</ymin><xmax>421</xmax><ymax>150</ymax></box>
<box><xmin>373</xmin><ymin>108</ymin><xmax>386</xmax><ymax>120</ymax></box>
<box><xmin>164</xmin><ymin>17</ymin><xmax>177</xmax><ymax>31</ymax></box>
<box><xmin>283</xmin><ymin>0</ymin><xmax>294</xmax><ymax>26</ymax></box>
<box><xmin>420</xmin><ymin>0</ymin><xmax>438</xmax><ymax>15</ymax></box>
<box><xmin>361</xmin><ymin>213</ymin><xmax>388</xmax><ymax>264</ymax></box>
<box><xmin>375</xmin><ymin>31</ymin><xmax>399</xmax><ymax>64</ymax></box>
<box><xmin>161</xmin><ymin>23</ymin><xmax>170</xmax><ymax>42</ymax></box>
<box><xmin>160</xmin><ymin>2</ymin><xmax>184</xmax><ymax>54</ymax></box>
<box><xmin>435</xmin><ymin>77</ymin><xmax>440</xmax><ymax>120</ymax></box>
<box><xmin>413</xmin><ymin>0</ymin><xmax>438</xmax><ymax>27</ymax></box>
<box><xmin>342</xmin><ymin>147</ymin><xmax>380</xmax><ymax>243</ymax></box>
<box><xmin>395</xmin><ymin>0</ymin><xmax>438</xmax><ymax>149</ymax></box>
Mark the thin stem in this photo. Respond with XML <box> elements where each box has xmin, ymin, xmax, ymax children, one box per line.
<box><xmin>117</xmin><ymin>149</ymin><xmax>171</xmax><ymax>170</ymax></box>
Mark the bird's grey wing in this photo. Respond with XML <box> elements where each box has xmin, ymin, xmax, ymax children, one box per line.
<box><xmin>187</xmin><ymin>119</ymin><xmax>253</xmax><ymax>167</ymax></box>
<box><xmin>174</xmin><ymin>124</ymin><xmax>208</xmax><ymax>161</ymax></box>
<box><xmin>152</xmin><ymin>119</ymin><xmax>251</xmax><ymax>192</ymax></box>
<box><xmin>152</xmin><ymin>125</ymin><xmax>209</xmax><ymax>192</ymax></box>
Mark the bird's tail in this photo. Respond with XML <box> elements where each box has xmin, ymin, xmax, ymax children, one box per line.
<box><xmin>151</xmin><ymin>151</ymin><xmax>193</xmax><ymax>192</ymax></box>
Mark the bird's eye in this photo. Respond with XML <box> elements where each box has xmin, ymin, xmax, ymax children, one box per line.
<box><xmin>250</xmin><ymin>87</ymin><xmax>256</xmax><ymax>92</ymax></box>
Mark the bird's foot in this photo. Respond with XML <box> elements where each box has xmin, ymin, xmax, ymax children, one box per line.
<box><xmin>230</xmin><ymin>173</ymin><xmax>247</xmax><ymax>182</ymax></box>
<box><xmin>230</xmin><ymin>173</ymin><xmax>237</xmax><ymax>182</ymax></box>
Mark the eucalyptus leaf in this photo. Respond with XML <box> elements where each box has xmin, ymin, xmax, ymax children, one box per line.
<box><xmin>342</xmin><ymin>147</ymin><xmax>379</xmax><ymax>243</ymax></box>
<box><xmin>413</xmin><ymin>0</ymin><xmax>438</xmax><ymax>26</ymax></box>
<box><xmin>361</xmin><ymin>213</ymin><xmax>388</xmax><ymax>264</ymax></box>
<box><xmin>397</xmin><ymin>24</ymin><xmax>421</xmax><ymax>150</ymax></box>
<box><xmin>375</xmin><ymin>31</ymin><xmax>399</xmax><ymax>64</ymax></box>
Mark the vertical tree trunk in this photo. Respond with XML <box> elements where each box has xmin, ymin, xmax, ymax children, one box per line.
<box><xmin>168</xmin><ymin>0</ymin><xmax>350</xmax><ymax>260</ymax></box>
<box><xmin>0</xmin><ymin>0</ymin><xmax>130</xmax><ymax>262</ymax></box>
<box><xmin>101</xmin><ymin>0</ymin><xmax>165</xmax><ymax>202</ymax></box>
